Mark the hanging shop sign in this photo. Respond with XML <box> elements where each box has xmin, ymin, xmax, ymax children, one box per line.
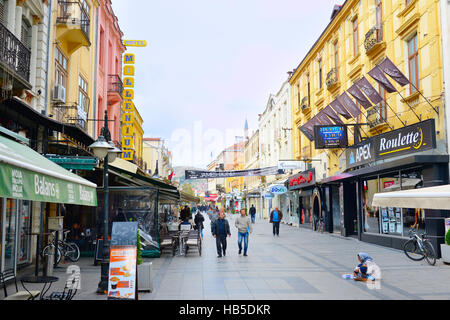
<box><xmin>123</xmin><ymin>40</ymin><xmax>147</xmax><ymax>47</ymax></box>
<box><xmin>346</xmin><ymin>119</ymin><xmax>436</xmax><ymax>169</ymax></box>
<box><xmin>278</xmin><ymin>160</ymin><xmax>306</xmax><ymax>171</ymax></box>
<box><xmin>288</xmin><ymin>169</ymin><xmax>316</xmax><ymax>190</ymax></box>
<box><xmin>314</xmin><ymin>125</ymin><xmax>348</xmax><ymax>149</ymax></box>
<box><xmin>268</xmin><ymin>184</ymin><xmax>288</xmax><ymax>195</ymax></box>
<box><xmin>185</xmin><ymin>166</ymin><xmax>285</xmax><ymax>180</ymax></box>
<box><xmin>122</xmin><ymin>53</ymin><xmax>136</xmax><ymax>162</ymax></box>
<box><xmin>264</xmin><ymin>193</ymin><xmax>274</xmax><ymax>199</ymax></box>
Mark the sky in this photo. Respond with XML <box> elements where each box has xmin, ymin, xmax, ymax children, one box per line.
<box><xmin>112</xmin><ymin>0</ymin><xmax>345</xmax><ymax>169</ymax></box>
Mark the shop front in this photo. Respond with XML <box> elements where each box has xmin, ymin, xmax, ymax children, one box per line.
<box><xmin>0</xmin><ymin>134</ymin><xmax>97</xmax><ymax>275</ymax></box>
<box><xmin>322</xmin><ymin>119</ymin><xmax>449</xmax><ymax>254</ymax></box>
<box><xmin>287</xmin><ymin>169</ymin><xmax>317</xmax><ymax>229</ymax></box>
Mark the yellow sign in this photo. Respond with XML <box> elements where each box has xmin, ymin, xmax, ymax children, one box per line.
<box><xmin>123</xmin><ymin>65</ymin><xmax>135</xmax><ymax>76</ymax></box>
<box><xmin>122</xmin><ymin>100</ymin><xmax>135</xmax><ymax>112</ymax></box>
<box><xmin>122</xmin><ymin>113</ymin><xmax>134</xmax><ymax>124</ymax></box>
<box><xmin>122</xmin><ymin>89</ymin><xmax>134</xmax><ymax>100</ymax></box>
<box><xmin>123</xmin><ymin>40</ymin><xmax>147</xmax><ymax>47</ymax></box>
<box><xmin>123</xmin><ymin>77</ymin><xmax>135</xmax><ymax>88</ymax></box>
<box><xmin>122</xmin><ymin>149</ymin><xmax>135</xmax><ymax>161</ymax></box>
<box><xmin>124</xmin><ymin>53</ymin><xmax>135</xmax><ymax>64</ymax></box>
<box><xmin>122</xmin><ymin>125</ymin><xmax>134</xmax><ymax>136</ymax></box>
<box><xmin>122</xmin><ymin>137</ymin><xmax>134</xmax><ymax>149</ymax></box>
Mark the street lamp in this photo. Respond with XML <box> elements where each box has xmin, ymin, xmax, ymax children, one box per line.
<box><xmin>88</xmin><ymin>110</ymin><xmax>121</xmax><ymax>294</ymax></box>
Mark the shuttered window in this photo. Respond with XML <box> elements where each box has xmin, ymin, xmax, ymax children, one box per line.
<box><xmin>0</xmin><ymin>0</ymin><xmax>6</xmax><ymax>25</ymax></box>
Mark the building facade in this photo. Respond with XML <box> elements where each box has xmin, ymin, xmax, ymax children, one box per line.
<box><xmin>289</xmin><ymin>0</ymin><xmax>448</xmax><ymax>255</ymax></box>
<box><xmin>142</xmin><ymin>138</ymin><xmax>173</xmax><ymax>179</ymax></box>
<box><xmin>244</xmin><ymin>129</ymin><xmax>263</xmax><ymax>218</ymax></box>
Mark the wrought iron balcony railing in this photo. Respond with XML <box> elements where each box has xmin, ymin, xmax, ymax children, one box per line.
<box><xmin>108</xmin><ymin>75</ymin><xmax>123</xmax><ymax>94</ymax></box>
<box><xmin>56</xmin><ymin>0</ymin><xmax>90</xmax><ymax>41</ymax></box>
<box><xmin>364</xmin><ymin>26</ymin><xmax>383</xmax><ymax>54</ymax></box>
<box><xmin>0</xmin><ymin>21</ymin><xmax>31</xmax><ymax>83</ymax></box>
<box><xmin>367</xmin><ymin>104</ymin><xmax>387</xmax><ymax>129</ymax></box>
<box><xmin>300</xmin><ymin>97</ymin><xmax>309</xmax><ymax>112</ymax></box>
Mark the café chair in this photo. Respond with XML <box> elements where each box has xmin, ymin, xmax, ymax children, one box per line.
<box><xmin>0</xmin><ymin>270</ymin><xmax>40</xmax><ymax>300</ymax></box>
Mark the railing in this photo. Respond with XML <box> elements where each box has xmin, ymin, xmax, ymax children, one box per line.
<box><xmin>326</xmin><ymin>68</ymin><xmax>338</xmax><ymax>89</ymax></box>
<box><xmin>367</xmin><ymin>104</ymin><xmax>387</xmax><ymax>129</ymax></box>
<box><xmin>108</xmin><ymin>75</ymin><xmax>123</xmax><ymax>94</ymax></box>
<box><xmin>364</xmin><ymin>26</ymin><xmax>383</xmax><ymax>53</ymax></box>
<box><xmin>56</xmin><ymin>0</ymin><xmax>90</xmax><ymax>41</ymax></box>
<box><xmin>0</xmin><ymin>21</ymin><xmax>31</xmax><ymax>83</ymax></box>
<box><xmin>300</xmin><ymin>97</ymin><xmax>309</xmax><ymax>112</ymax></box>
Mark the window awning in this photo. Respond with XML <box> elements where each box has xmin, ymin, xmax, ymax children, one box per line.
<box><xmin>372</xmin><ymin>185</ymin><xmax>450</xmax><ymax>210</ymax></box>
<box><xmin>46</xmin><ymin>155</ymin><xmax>97</xmax><ymax>171</ymax></box>
<box><xmin>0</xmin><ymin>135</ymin><xmax>97</xmax><ymax>206</ymax></box>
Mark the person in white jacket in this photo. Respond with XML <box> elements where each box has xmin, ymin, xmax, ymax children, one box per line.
<box><xmin>235</xmin><ymin>209</ymin><xmax>253</xmax><ymax>256</ymax></box>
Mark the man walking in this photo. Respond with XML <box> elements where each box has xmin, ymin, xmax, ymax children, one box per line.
<box><xmin>249</xmin><ymin>205</ymin><xmax>256</xmax><ymax>224</ymax></box>
<box><xmin>270</xmin><ymin>207</ymin><xmax>283</xmax><ymax>237</ymax></box>
<box><xmin>212</xmin><ymin>210</ymin><xmax>231</xmax><ymax>257</ymax></box>
<box><xmin>235</xmin><ymin>209</ymin><xmax>252</xmax><ymax>256</ymax></box>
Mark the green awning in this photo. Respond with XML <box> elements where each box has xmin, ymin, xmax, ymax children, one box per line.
<box><xmin>46</xmin><ymin>155</ymin><xmax>97</xmax><ymax>171</ymax></box>
<box><xmin>0</xmin><ymin>135</ymin><xmax>97</xmax><ymax>206</ymax></box>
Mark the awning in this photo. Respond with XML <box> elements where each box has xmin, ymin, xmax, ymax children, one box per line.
<box><xmin>372</xmin><ymin>185</ymin><xmax>450</xmax><ymax>210</ymax></box>
<box><xmin>0</xmin><ymin>135</ymin><xmax>97</xmax><ymax>206</ymax></box>
<box><xmin>46</xmin><ymin>155</ymin><xmax>97</xmax><ymax>171</ymax></box>
<box><xmin>180</xmin><ymin>191</ymin><xmax>200</xmax><ymax>203</ymax></box>
<box><xmin>110</xmin><ymin>157</ymin><xmax>138</xmax><ymax>175</ymax></box>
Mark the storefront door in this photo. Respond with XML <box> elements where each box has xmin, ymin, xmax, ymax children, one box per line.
<box><xmin>331</xmin><ymin>186</ymin><xmax>341</xmax><ymax>233</ymax></box>
<box><xmin>3</xmin><ymin>199</ymin><xmax>17</xmax><ymax>272</ymax></box>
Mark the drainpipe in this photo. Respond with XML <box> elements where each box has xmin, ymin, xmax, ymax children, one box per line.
<box><xmin>43</xmin><ymin>0</ymin><xmax>52</xmax><ymax>116</ymax></box>
<box><xmin>440</xmin><ymin>0</ymin><xmax>450</xmax><ymax>176</ymax></box>
<box><xmin>93</xmin><ymin>6</ymin><xmax>99</xmax><ymax>138</ymax></box>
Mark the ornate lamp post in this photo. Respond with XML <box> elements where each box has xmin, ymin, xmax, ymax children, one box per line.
<box><xmin>88</xmin><ymin>110</ymin><xmax>121</xmax><ymax>294</ymax></box>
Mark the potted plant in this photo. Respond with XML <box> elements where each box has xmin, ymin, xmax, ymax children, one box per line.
<box><xmin>441</xmin><ymin>229</ymin><xmax>450</xmax><ymax>264</ymax></box>
<box><xmin>137</xmin><ymin>229</ymin><xmax>153</xmax><ymax>292</ymax></box>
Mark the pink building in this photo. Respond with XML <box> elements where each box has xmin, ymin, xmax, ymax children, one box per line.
<box><xmin>96</xmin><ymin>0</ymin><xmax>126</xmax><ymax>145</ymax></box>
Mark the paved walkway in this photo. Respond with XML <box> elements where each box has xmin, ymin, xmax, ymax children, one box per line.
<box><xmin>8</xmin><ymin>214</ymin><xmax>450</xmax><ymax>300</ymax></box>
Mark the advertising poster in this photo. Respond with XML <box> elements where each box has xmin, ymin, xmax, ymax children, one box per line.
<box><xmin>108</xmin><ymin>246</ymin><xmax>137</xmax><ymax>300</ymax></box>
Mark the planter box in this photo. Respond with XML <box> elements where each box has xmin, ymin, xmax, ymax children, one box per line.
<box><xmin>441</xmin><ymin>244</ymin><xmax>450</xmax><ymax>264</ymax></box>
<box><xmin>138</xmin><ymin>262</ymin><xmax>153</xmax><ymax>292</ymax></box>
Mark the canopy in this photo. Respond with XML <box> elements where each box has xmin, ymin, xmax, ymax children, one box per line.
<box><xmin>372</xmin><ymin>185</ymin><xmax>450</xmax><ymax>210</ymax></box>
<box><xmin>0</xmin><ymin>135</ymin><xmax>97</xmax><ymax>206</ymax></box>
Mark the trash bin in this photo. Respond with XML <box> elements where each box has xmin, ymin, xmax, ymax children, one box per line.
<box><xmin>43</xmin><ymin>248</ymin><xmax>54</xmax><ymax>277</ymax></box>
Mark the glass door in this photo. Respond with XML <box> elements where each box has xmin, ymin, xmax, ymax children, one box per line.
<box><xmin>17</xmin><ymin>201</ymin><xmax>32</xmax><ymax>265</ymax></box>
<box><xmin>4</xmin><ymin>199</ymin><xmax>17</xmax><ymax>272</ymax></box>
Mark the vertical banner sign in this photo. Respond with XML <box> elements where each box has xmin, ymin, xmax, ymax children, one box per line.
<box><xmin>122</xmin><ymin>53</ymin><xmax>136</xmax><ymax>161</ymax></box>
<box><xmin>108</xmin><ymin>222</ymin><xmax>138</xmax><ymax>300</ymax></box>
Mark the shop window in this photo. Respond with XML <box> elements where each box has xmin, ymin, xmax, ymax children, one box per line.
<box><xmin>17</xmin><ymin>201</ymin><xmax>32</xmax><ymax>265</ymax></box>
<box><xmin>4</xmin><ymin>199</ymin><xmax>17</xmax><ymax>271</ymax></box>
<box><xmin>331</xmin><ymin>185</ymin><xmax>341</xmax><ymax>233</ymax></box>
<box><xmin>362</xmin><ymin>177</ymin><xmax>380</xmax><ymax>234</ymax></box>
<box><xmin>401</xmin><ymin>169</ymin><xmax>425</xmax><ymax>235</ymax></box>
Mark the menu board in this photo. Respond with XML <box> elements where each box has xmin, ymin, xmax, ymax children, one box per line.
<box><xmin>108</xmin><ymin>246</ymin><xmax>137</xmax><ymax>300</ymax></box>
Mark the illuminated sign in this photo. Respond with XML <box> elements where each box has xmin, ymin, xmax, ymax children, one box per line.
<box><xmin>122</xmin><ymin>113</ymin><xmax>133</xmax><ymax>124</ymax></box>
<box><xmin>123</xmin><ymin>40</ymin><xmax>147</xmax><ymax>47</ymax></box>
<box><xmin>122</xmin><ymin>125</ymin><xmax>134</xmax><ymax>136</ymax></box>
<box><xmin>122</xmin><ymin>149</ymin><xmax>134</xmax><ymax>161</ymax></box>
<box><xmin>122</xmin><ymin>89</ymin><xmax>134</xmax><ymax>100</ymax></box>
<box><xmin>268</xmin><ymin>184</ymin><xmax>288</xmax><ymax>195</ymax></box>
<box><xmin>123</xmin><ymin>65</ymin><xmax>135</xmax><ymax>76</ymax></box>
<box><xmin>314</xmin><ymin>125</ymin><xmax>348</xmax><ymax>149</ymax></box>
<box><xmin>288</xmin><ymin>169</ymin><xmax>316</xmax><ymax>190</ymax></box>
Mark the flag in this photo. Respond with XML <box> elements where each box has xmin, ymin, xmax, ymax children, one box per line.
<box><xmin>316</xmin><ymin>109</ymin><xmax>334</xmax><ymax>125</ymax></box>
<box><xmin>168</xmin><ymin>171</ymin><xmax>174</xmax><ymax>181</ymax></box>
<box><xmin>378</xmin><ymin>57</ymin><xmax>410</xmax><ymax>86</ymax></box>
<box><xmin>347</xmin><ymin>83</ymin><xmax>372</xmax><ymax>109</ymax></box>
<box><xmin>337</xmin><ymin>92</ymin><xmax>362</xmax><ymax>118</ymax></box>
<box><xmin>368</xmin><ymin>65</ymin><xmax>397</xmax><ymax>93</ymax></box>
<box><xmin>322</xmin><ymin>105</ymin><xmax>344</xmax><ymax>124</ymax></box>
<box><xmin>330</xmin><ymin>98</ymin><xmax>352</xmax><ymax>119</ymax></box>
<box><xmin>355</xmin><ymin>76</ymin><xmax>383</xmax><ymax>105</ymax></box>
<box><xmin>300</xmin><ymin>116</ymin><xmax>320</xmax><ymax>141</ymax></box>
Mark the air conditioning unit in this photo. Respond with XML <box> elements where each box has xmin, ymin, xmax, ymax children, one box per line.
<box><xmin>52</xmin><ymin>85</ymin><xmax>66</xmax><ymax>103</ymax></box>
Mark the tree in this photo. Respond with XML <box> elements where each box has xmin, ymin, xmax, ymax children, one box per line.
<box><xmin>182</xmin><ymin>183</ymin><xmax>195</xmax><ymax>196</ymax></box>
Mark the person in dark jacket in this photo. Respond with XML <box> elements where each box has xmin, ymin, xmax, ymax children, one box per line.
<box><xmin>194</xmin><ymin>210</ymin><xmax>205</xmax><ymax>239</ymax></box>
<box><xmin>211</xmin><ymin>210</ymin><xmax>231</xmax><ymax>257</ymax></box>
<box><xmin>270</xmin><ymin>207</ymin><xmax>283</xmax><ymax>237</ymax></box>
<box><xmin>249</xmin><ymin>205</ymin><xmax>256</xmax><ymax>224</ymax></box>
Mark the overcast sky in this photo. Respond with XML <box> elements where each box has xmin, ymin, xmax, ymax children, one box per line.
<box><xmin>112</xmin><ymin>0</ymin><xmax>345</xmax><ymax>169</ymax></box>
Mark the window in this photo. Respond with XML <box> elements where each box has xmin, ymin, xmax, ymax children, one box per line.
<box><xmin>21</xmin><ymin>19</ymin><xmax>32</xmax><ymax>49</ymax></box>
<box><xmin>297</xmin><ymin>84</ymin><xmax>301</xmax><ymax>106</ymax></box>
<box><xmin>318</xmin><ymin>60</ymin><xmax>323</xmax><ymax>89</ymax></box>
<box><xmin>405</xmin><ymin>0</ymin><xmax>412</xmax><ymax>6</ymax></box>
<box><xmin>78</xmin><ymin>75</ymin><xmax>89</xmax><ymax>128</ymax></box>
<box><xmin>307</xmin><ymin>74</ymin><xmax>310</xmax><ymax>107</ymax></box>
<box><xmin>352</xmin><ymin>18</ymin><xmax>358</xmax><ymax>56</ymax></box>
<box><xmin>407</xmin><ymin>34</ymin><xmax>419</xmax><ymax>94</ymax></box>
<box><xmin>375</xmin><ymin>0</ymin><xmax>383</xmax><ymax>41</ymax></box>
<box><xmin>334</xmin><ymin>42</ymin><xmax>339</xmax><ymax>78</ymax></box>
<box><xmin>376</xmin><ymin>84</ymin><xmax>387</xmax><ymax>121</ymax></box>
<box><xmin>99</xmin><ymin>28</ymin><xmax>105</xmax><ymax>68</ymax></box>
<box><xmin>0</xmin><ymin>0</ymin><xmax>6</xmax><ymax>25</ymax></box>
<box><xmin>80</xmin><ymin>0</ymin><xmax>90</xmax><ymax>37</ymax></box>
<box><xmin>55</xmin><ymin>47</ymin><xmax>68</xmax><ymax>89</ymax></box>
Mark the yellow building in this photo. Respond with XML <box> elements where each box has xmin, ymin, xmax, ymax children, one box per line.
<box><xmin>47</xmin><ymin>0</ymin><xmax>99</xmax><ymax>147</ymax></box>
<box><xmin>121</xmin><ymin>101</ymin><xmax>144</xmax><ymax>169</ymax></box>
<box><xmin>288</xmin><ymin>0</ymin><xmax>447</xmax><ymax>251</ymax></box>
<box><xmin>290</xmin><ymin>0</ymin><xmax>445</xmax><ymax>177</ymax></box>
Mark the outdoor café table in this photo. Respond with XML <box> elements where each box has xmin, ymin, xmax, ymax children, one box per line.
<box><xmin>20</xmin><ymin>275</ymin><xmax>59</xmax><ymax>300</ymax></box>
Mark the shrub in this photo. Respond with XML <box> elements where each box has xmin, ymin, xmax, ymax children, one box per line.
<box><xmin>137</xmin><ymin>229</ymin><xmax>143</xmax><ymax>265</ymax></box>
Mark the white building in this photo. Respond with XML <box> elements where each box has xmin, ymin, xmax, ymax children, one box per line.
<box><xmin>258</xmin><ymin>79</ymin><xmax>293</xmax><ymax>220</ymax></box>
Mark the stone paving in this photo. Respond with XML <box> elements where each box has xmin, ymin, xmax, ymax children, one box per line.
<box><xmin>6</xmin><ymin>214</ymin><xmax>450</xmax><ymax>300</ymax></box>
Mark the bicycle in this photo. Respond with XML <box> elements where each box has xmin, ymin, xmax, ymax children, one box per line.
<box><xmin>315</xmin><ymin>217</ymin><xmax>325</xmax><ymax>233</ymax></box>
<box><xmin>403</xmin><ymin>228</ymin><xmax>436</xmax><ymax>266</ymax></box>
<box><xmin>41</xmin><ymin>230</ymin><xmax>80</xmax><ymax>265</ymax></box>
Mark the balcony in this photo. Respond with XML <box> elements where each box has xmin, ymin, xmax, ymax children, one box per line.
<box><xmin>367</xmin><ymin>104</ymin><xmax>388</xmax><ymax>130</ymax></box>
<box><xmin>300</xmin><ymin>97</ymin><xmax>310</xmax><ymax>113</ymax></box>
<box><xmin>326</xmin><ymin>68</ymin><xmax>339</xmax><ymax>91</ymax></box>
<box><xmin>0</xmin><ymin>21</ymin><xmax>32</xmax><ymax>93</ymax></box>
<box><xmin>364</xmin><ymin>26</ymin><xmax>385</xmax><ymax>58</ymax></box>
<box><xmin>107</xmin><ymin>75</ymin><xmax>123</xmax><ymax>104</ymax></box>
<box><xmin>52</xmin><ymin>103</ymin><xmax>89</xmax><ymax>133</ymax></box>
<box><xmin>56</xmin><ymin>1</ymin><xmax>91</xmax><ymax>55</ymax></box>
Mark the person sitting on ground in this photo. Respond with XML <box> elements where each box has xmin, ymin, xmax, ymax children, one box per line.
<box><xmin>353</xmin><ymin>252</ymin><xmax>381</xmax><ymax>282</ymax></box>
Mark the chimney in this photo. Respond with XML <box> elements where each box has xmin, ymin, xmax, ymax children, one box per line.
<box><xmin>330</xmin><ymin>4</ymin><xmax>342</xmax><ymax>20</ymax></box>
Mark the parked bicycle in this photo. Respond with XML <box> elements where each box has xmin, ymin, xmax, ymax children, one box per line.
<box><xmin>403</xmin><ymin>228</ymin><xmax>436</xmax><ymax>266</ymax></box>
<box><xmin>315</xmin><ymin>216</ymin><xmax>325</xmax><ymax>233</ymax></box>
<box><xmin>41</xmin><ymin>230</ymin><xmax>80</xmax><ymax>265</ymax></box>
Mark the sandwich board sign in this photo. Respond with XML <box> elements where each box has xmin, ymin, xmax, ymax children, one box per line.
<box><xmin>107</xmin><ymin>222</ymin><xmax>138</xmax><ymax>300</ymax></box>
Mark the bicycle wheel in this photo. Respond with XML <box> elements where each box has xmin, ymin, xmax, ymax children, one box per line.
<box><xmin>423</xmin><ymin>241</ymin><xmax>437</xmax><ymax>266</ymax></box>
<box><xmin>65</xmin><ymin>243</ymin><xmax>80</xmax><ymax>262</ymax></box>
<box><xmin>42</xmin><ymin>245</ymin><xmax>62</xmax><ymax>265</ymax></box>
<box><xmin>403</xmin><ymin>239</ymin><xmax>425</xmax><ymax>261</ymax></box>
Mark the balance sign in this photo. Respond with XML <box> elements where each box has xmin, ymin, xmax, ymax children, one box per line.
<box><xmin>66</xmin><ymin>265</ymin><xmax>81</xmax><ymax>290</ymax></box>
